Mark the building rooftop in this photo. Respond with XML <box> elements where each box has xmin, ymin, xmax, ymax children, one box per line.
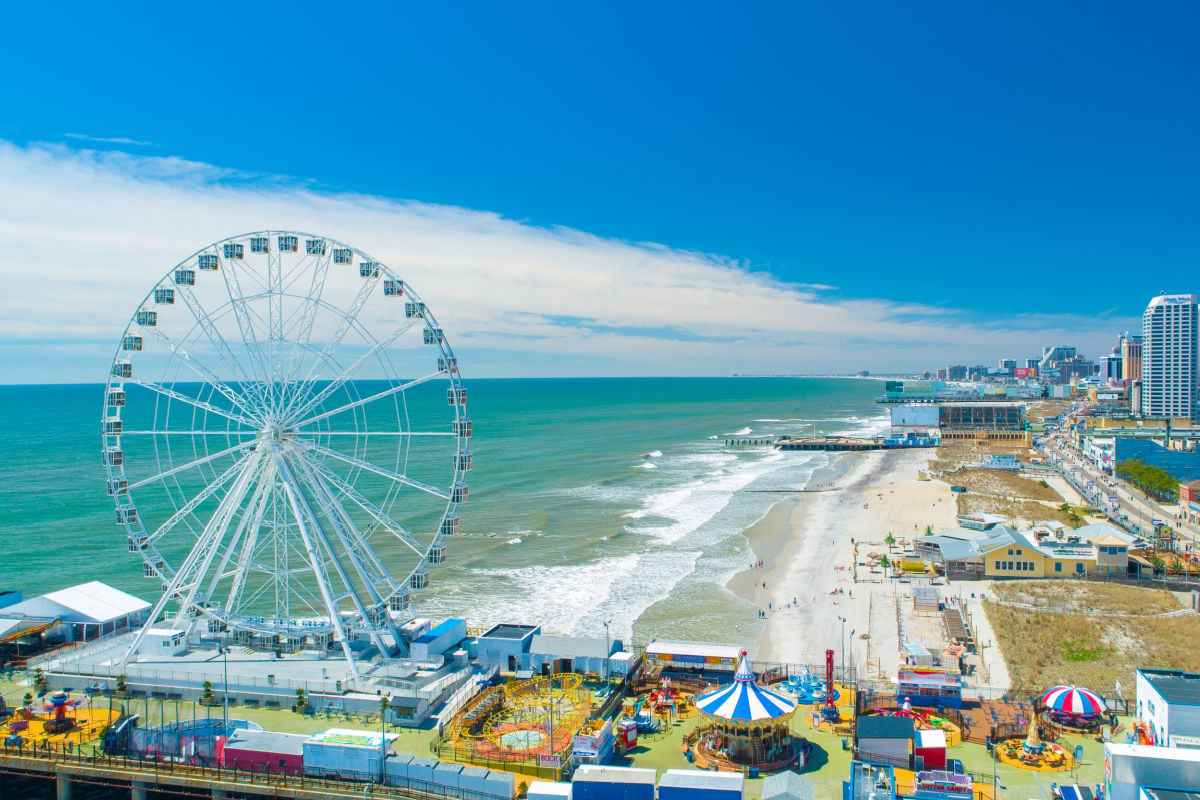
<box><xmin>307</xmin><ymin>728</ymin><xmax>396</xmax><ymax>748</ymax></box>
<box><xmin>645</xmin><ymin>641</ymin><xmax>743</xmax><ymax>660</ymax></box>
<box><xmin>659</xmin><ymin>769</ymin><xmax>744</xmax><ymax>791</ymax></box>
<box><xmin>1142</xmin><ymin>790</ymin><xmax>1200</xmax><ymax>800</ymax></box>
<box><xmin>761</xmin><ymin>770</ymin><xmax>815</xmax><ymax>800</ymax></box>
<box><xmin>1141</xmin><ymin>669</ymin><xmax>1200</xmax><ymax>705</ymax></box>
<box><xmin>856</xmin><ymin>715</ymin><xmax>915</xmax><ymax>740</ymax></box>
<box><xmin>225</xmin><ymin>729</ymin><xmax>307</xmax><ymax>756</ymax></box>
<box><xmin>4</xmin><ymin>581</ymin><xmax>150</xmax><ymax>625</ymax></box>
<box><xmin>573</xmin><ymin>765</ymin><xmax>657</xmax><ymax>784</ymax></box>
<box><xmin>529</xmin><ymin>634</ymin><xmax>615</xmax><ymax>660</ymax></box>
<box><xmin>480</xmin><ymin>624</ymin><xmax>540</xmax><ymax>640</ymax></box>
<box><xmin>413</xmin><ymin>618</ymin><xmax>465</xmax><ymax>644</ymax></box>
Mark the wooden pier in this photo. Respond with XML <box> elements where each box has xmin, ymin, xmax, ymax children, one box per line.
<box><xmin>774</xmin><ymin>437</ymin><xmax>935</xmax><ymax>452</ymax></box>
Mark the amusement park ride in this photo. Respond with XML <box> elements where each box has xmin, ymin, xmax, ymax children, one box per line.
<box><xmin>4</xmin><ymin>690</ymin><xmax>119</xmax><ymax>748</ymax></box>
<box><xmin>101</xmin><ymin>232</ymin><xmax>469</xmax><ymax>676</ymax></box>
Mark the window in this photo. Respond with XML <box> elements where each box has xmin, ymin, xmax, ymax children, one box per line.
<box><xmin>1055</xmin><ymin>562</ymin><xmax>1062</xmax><ymax>572</ymax></box>
<box><xmin>994</xmin><ymin>560</ymin><xmax>1001</xmax><ymax>570</ymax></box>
<box><xmin>1075</xmin><ymin>563</ymin><xmax>1085</xmax><ymax>574</ymax></box>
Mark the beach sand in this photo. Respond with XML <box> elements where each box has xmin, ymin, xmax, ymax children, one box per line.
<box><xmin>728</xmin><ymin>448</ymin><xmax>958</xmax><ymax>679</ymax></box>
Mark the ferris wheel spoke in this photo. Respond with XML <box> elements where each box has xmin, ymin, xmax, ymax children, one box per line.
<box><xmin>127</xmin><ymin>439</ymin><xmax>258</xmax><ymax>491</ymax></box>
<box><xmin>202</xmin><ymin>463</ymin><xmax>274</xmax><ymax>607</ymax></box>
<box><xmin>218</xmin><ymin>258</ymin><xmax>276</xmax><ymax>403</ymax></box>
<box><xmin>147</xmin><ymin>452</ymin><xmax>257</xmax><ymax>545</ymax></box>
<box><xmin>294</xmin><ymin>371</ymin><xmax>442</xmax><ymax>430</ymax></box>
<box><xmin>170</xmin><ymin>454</ymin><xmax>266</xmax><ymax>625</ymax></box>
<box><xmin>300</xmin><ymin>441</ymin><xmax>450</xmax><ymax>500</ymax></box>
<box><xmin>274</xmin><ymin>454</ymin><xmax>385</xmax><ymax>667</ymax></box>
<box><xmin>122</xmin><ymin>430</ymin><xmax>258</xmax><ymax>436</ymax></box>
<box><xmin>124</xmin><ymin>378</ymin><xmax>260</xmax><ymax>430</ymax></box>
<box><xmin>283</xmin><ymin>319</ymin><xmax>419</xmax><ymax>424</ymax></box>
<box><xmin>174</xmin><ymin>285</ymin><xmax>275</xmax><ymax>415</ymax></box>
<box><xmin>278</xmin><ymin>277</ymin><xmax>378</xmax><ymax>422</ymax></box>
<box><xmin>307</xmin><ymin>431</ymin><xmax>456</xmax><ymax>437</ymax></box>
<box><xmin>294</xmin><ymin>455</ymin><xmax>400</xmax><ymax>585</ymax></box>
<box><xmin>291</xmin><ymin>456</ymin><xmax>399</xmax><ymax>617</ymax></box>
<box><xmin>304</xmin><ymin>458</ymin><xmax>428</xmax><ymax>557</ymax></box>
<box><xmin>142</xmin><ymin>327</ymin><xmax>259</xmax><ymax>422</ymax></box>
<box><xmin>275</xmin><ymin>248</ymin><xmax>333</xmax><ymax>398</ymax></box>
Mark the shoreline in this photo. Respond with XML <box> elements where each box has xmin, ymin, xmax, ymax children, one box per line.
<box><xmin>727</xmin><ymin>447</ymin><xmax>958</xmax><ymax>675</ymax></box>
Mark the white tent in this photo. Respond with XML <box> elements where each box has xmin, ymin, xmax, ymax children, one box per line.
<box><xmin>3</xmin><ymin>581</ymin><xmax>150</xmax><ymax>641</ymax></box>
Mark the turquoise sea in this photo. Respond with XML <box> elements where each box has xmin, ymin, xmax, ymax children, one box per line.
<box><xmin>0</xmin><ymin>378</ymin><xmax>884</xmax><ymax>645</ymax></box>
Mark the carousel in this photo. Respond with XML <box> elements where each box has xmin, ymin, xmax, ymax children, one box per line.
<box><xmin>1041</xmin><ymin>685</ymin><xmax>1106</xmax><ymax>731</ymax></box>
<box><xmin>688</xmin><ymin>652</ymin><xmax>807</xmax><ymax>773</ymax></box>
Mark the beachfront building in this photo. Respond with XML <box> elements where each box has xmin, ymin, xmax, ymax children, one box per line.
<box><xmin>474</xmin><ymin>624</ymin><xmax>541</xmax><ymax>671</ymax></box>
<box><xmin>1136</xmin><ymin>668</ymin><xmax>1200</xmax><ymax>746</ymax></box>
<box><xmin>527</xmin><ymin>634</ymin><xmax>623</xmax><ymax>676</ymax></box>
<box><xmin>1141</xmin><ymin>294</ymin><xmax>1199</xmax><ymax>422</ymax></box>
<box><xmin>917</xmin><ymin>520</ymin><xmax>1136</xmax><ymax>580</ymax></box>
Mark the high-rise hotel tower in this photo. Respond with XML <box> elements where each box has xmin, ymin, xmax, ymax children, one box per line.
<box><xmin>1141</xmin><ymin>294</ymin><xmax>1199</xmax><ymax>421</ymax></box>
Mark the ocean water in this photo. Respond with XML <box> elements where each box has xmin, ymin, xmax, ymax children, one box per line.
<box><xmin>0</xmin><ymin>378</ymin><xmax>885</xmax><ymax>644</ymax></box>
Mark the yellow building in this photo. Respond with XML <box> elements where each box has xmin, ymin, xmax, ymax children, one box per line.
<box><xmin>926</xmin><ymin>521</ymin><xmax>1135</xmax><ymax>580</ymax></box>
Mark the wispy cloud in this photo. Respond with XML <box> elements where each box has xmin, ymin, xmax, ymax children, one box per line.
<box><xmin>0</xmin><ymin>140</ymin><xmax>1133</xmax><ymax>380</ymax></box>
<box><xmin>65</xmin><ymin>133</ymin><xmax>156</xmax><ymax>147</ymax></box>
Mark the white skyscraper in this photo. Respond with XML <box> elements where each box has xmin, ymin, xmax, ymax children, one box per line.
<box><xmin>1141</xmin><ymin>294</ymin><xmax>1199</xmax><ymax>420</ymax></box>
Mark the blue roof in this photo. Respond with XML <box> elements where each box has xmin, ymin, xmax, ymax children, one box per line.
<box><xmin>414</xmin><ymin>618</ymin><xmax>465</xmax><ymax>643</ymax></box>
<box><xmin>695</xmin><ymin>653</ymin><xmax>796</xmax><ymax>722</ymax></box>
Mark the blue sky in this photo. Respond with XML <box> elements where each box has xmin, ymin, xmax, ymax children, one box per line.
<box><xmin>0</xmin><ymin>2</ymin><xmax>1197</xmax><ymax>377</ymax></box>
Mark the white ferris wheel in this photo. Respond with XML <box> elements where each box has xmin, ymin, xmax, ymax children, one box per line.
<box><xmin>101</xmin><ymin>231</ymin><xmax>470</xmax><ymax>673</ymax></box>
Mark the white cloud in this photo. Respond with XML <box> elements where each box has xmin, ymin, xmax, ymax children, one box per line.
<box><xmin>0</xmin><ymin>140</ymin><xmax>1130</xmax><ymax>380</ymax></box>
<box><xmin>65</xmin><ymin>133</ymin><xmax>156</xmax><ymax>147</ymax></box>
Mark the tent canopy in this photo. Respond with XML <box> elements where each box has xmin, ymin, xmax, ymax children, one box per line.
<box><xmin>695</xmin><ymin>652</ymin><xmax>796</xmax><ymax>723</ymax></box>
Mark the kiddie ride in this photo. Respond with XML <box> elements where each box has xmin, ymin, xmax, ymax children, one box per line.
<box><xmin>996</xmin><ymin>717</ymin><xmax>1074</xmax><ymax>772</ymax></box>
<box><xmin>869</xmin><ymin>698</ymin><xmax>962</xmax><ymax>745</ymax></box>
<box><xmin>624</xmin><ymin>685</ymin><xmax>694</xmax><ymax>733</ymax></box>
<box><xmin>4</xmin><ymin>691</ymin><xmax>115</xmax><ymax>748</ymax></box>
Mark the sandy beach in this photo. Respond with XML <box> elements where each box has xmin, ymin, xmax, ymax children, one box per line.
<box><xmin>727</xmin><ymin>448</ymin><xmax>959</xmax><ymax>678</ymax></box>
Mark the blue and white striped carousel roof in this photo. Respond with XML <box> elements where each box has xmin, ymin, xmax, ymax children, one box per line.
<box><xmin>695</xmin><ymin>652</ymin><xmax>797</xmax><ymax>722</ymax></box>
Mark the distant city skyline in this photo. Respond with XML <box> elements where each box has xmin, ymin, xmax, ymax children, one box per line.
<box><xmin>1</xmin><ymin>3</ymin><xmax>1197</xmax><ymax>379</ymax></box>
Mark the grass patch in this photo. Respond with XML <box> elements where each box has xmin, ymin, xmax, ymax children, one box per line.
<box><xmin>1061</xmin><ymin>640</ymin><xmax>1110</xmax><ymax>662</ymax></box>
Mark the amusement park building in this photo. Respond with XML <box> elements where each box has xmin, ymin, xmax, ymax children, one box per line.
<box><xmin>0</xmin><ymin>580</ymin><xmax>150</xmax><ymax>642</ymax></box>
<box><xmin>1136</xmin><ymin>668</ymin><xmax>1200</xmax><ymax>746</ymax></box>
<box><xmin>475</xmin><ymin>624</ymin><xmax>541</xmax><ymax>671</ymax></box>
<box><xmin>527</xmin><ymin>634</ymin><xmax>624</xmax><ymax>676</ymax></box>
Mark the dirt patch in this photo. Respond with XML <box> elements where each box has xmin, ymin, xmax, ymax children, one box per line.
<box><xmin>984</xmin><ymin>582</ymin><xmax>1196</xmax><ymax>690</ymax></box>
<box><xmin>954</xmin><ymin>494</ymin><xmax>1075</xmax><ymax>527</ymax></box>
<box><xmin>951</xmin><ymin>470</ymin><xmax>1063</xmax><ymax>502</ymax></box>
<box><xmin>991</xmin><ymin>580</ymin><xmax>1182</xmax><ymax>616</ymax></box>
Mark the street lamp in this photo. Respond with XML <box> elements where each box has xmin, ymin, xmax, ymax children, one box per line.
<box><xmin>217</xmin><ymin>645</ymin><xmax>230</xmax><ymax>733</ymax></box>
<box><xmin>602</xmin><ymin>620</ymin><xmax>611</xmax><ymax>684</ymax></box>
<box><xmin>838</xmin><ymin>616</ymin><xmax>847</xmax><ymax>683</ymax></box>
